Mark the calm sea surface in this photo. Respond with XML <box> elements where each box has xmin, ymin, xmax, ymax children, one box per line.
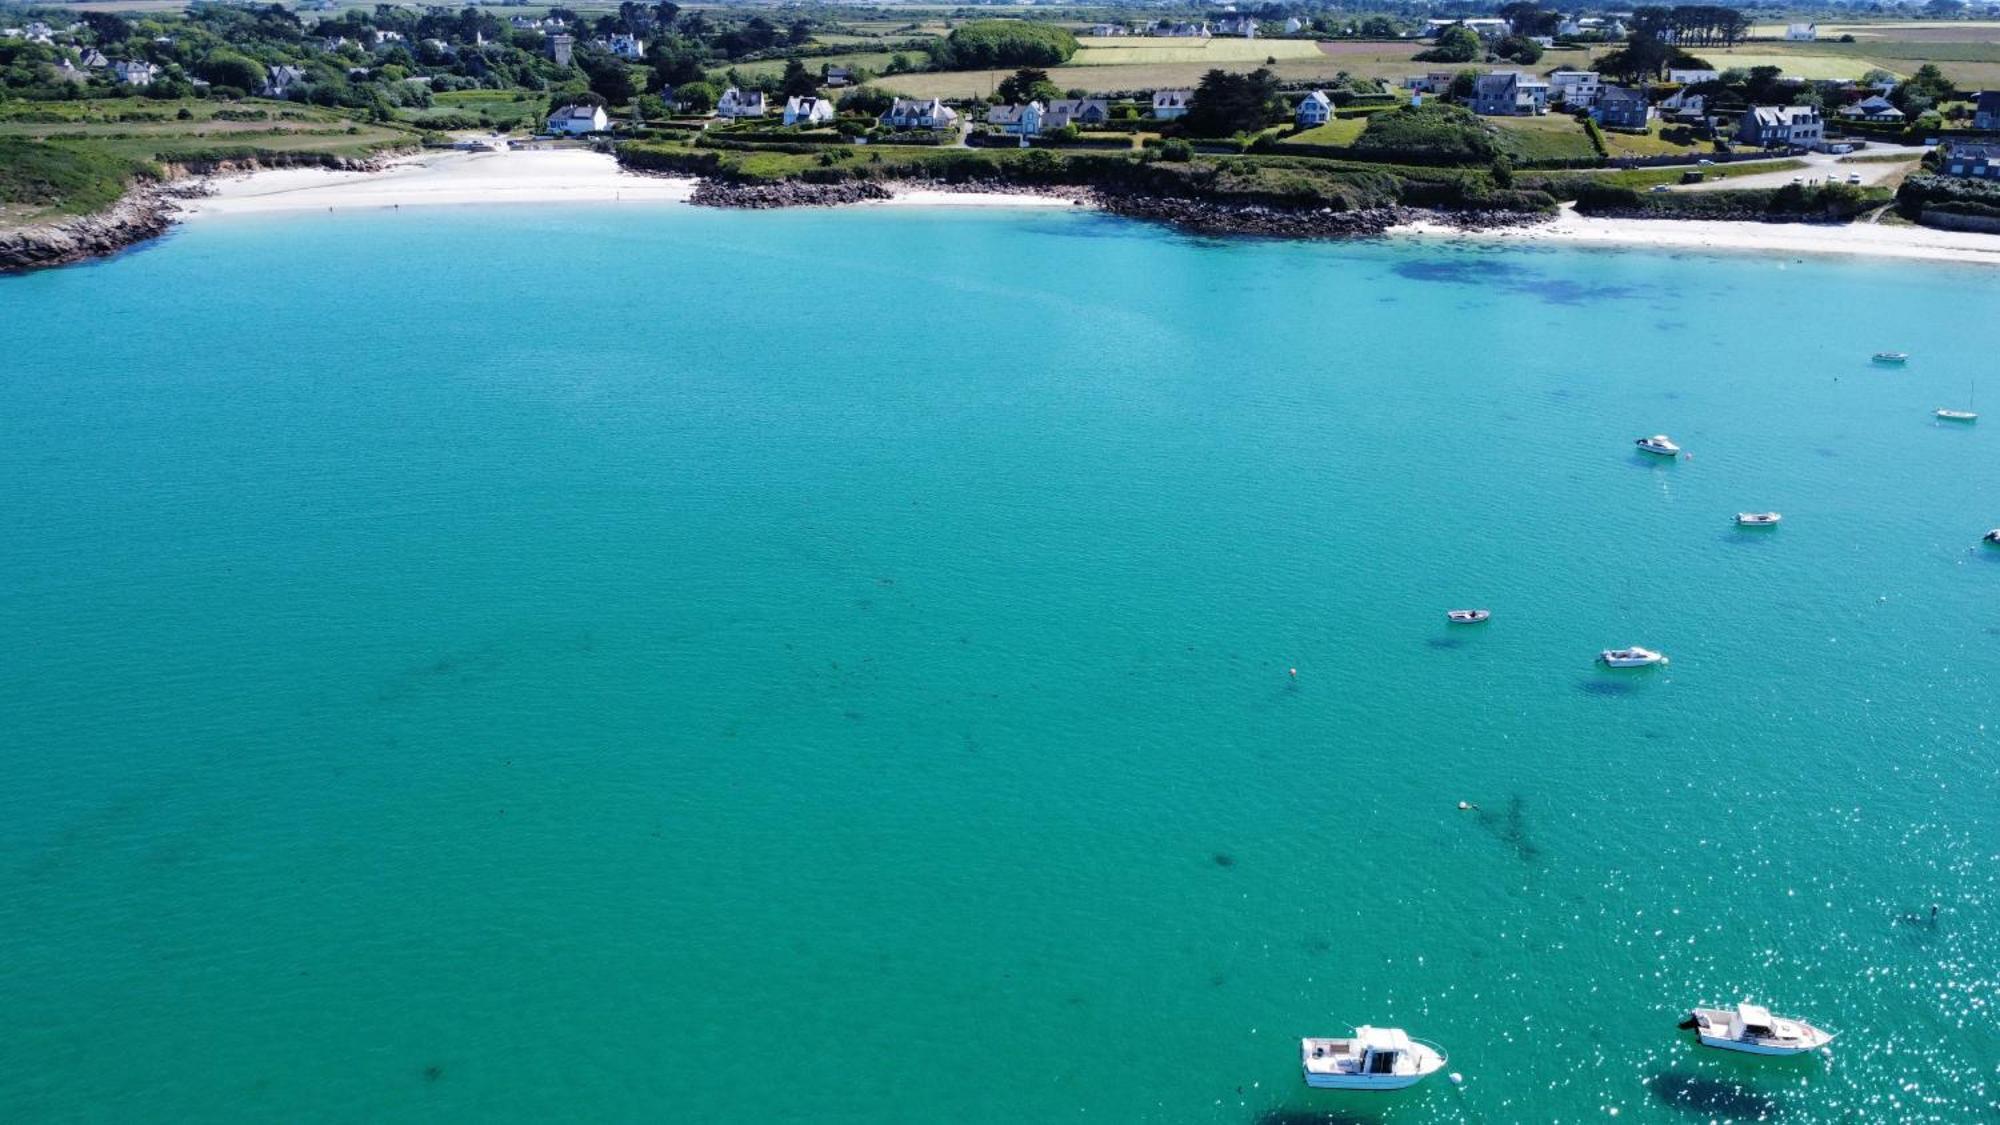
<box><xmin>1</xmin><ymin>206</ymin><xmax>1996</xmax><ymax>1123</ymax></box>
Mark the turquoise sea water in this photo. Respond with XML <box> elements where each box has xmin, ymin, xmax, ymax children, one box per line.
<box><xmin>2</xmin><ymin>206</ymin><xmax>1997</xmax><ymax>1123</ymax></box>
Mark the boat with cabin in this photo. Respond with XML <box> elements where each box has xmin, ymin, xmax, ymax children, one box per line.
<box><xmin>1635</xmin><ymin>435</ymin><xmax>1681</xmax><ymax>456</ymax></box>
<box><xmin>1873</xmin><ymin>352</ymin><xmax>1909</xmax><ymax>365</ymax></box>
<box><xmin>1446</xmin><ymin>609</ymin><xmax>1491</xmax><ymax>624</ymax></box>
<box><xmin>1681</xmin><ymin>1003</ymin><xmax>1833</xmax><ymax>1056</ymax></box>
<box><xmin>1300</xmin><ymin>1027</ymin><xmax>1449</xmax><ymax>1091</ymax></box>
<box><xmin>1735</xmin><ymin>512</ymin><xmax>1782</xmax><ymax>527</ymax></box>
<box><xmin>1599</xmin><ymin>647</ymin><xmax>1668</xmax><ymax>668</ymax></box>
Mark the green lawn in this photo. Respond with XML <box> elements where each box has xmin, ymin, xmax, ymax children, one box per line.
<box><xmin>1280</xmin><ymin>117</ymin><xmax>1367</xmax><ymax>147</ymax></box>
<box><xmin>399</xmin><ymin>89</ymin><xmax>544</xmax><ymax>124</ymax></box>
<box><xmin>1488</xmin><ymin>115</ymin><xmax>1599</xmax><ymax>163</ymax></box>
<box><xmin>1597</xmin><ymin>119</ymin><xmax>1712</xmax><ymax>159</ymax></box>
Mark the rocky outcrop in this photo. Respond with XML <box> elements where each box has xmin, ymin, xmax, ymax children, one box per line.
<box><xmin>690</xmin><ymin>179</ymin><xmax>893</xmax><ymax>208</ymax></box>
<box><xmin>0</xmin><ymin>151</ymin><xmax>401</xmax><ymax>274</ymax></box>
<box><xmin>1090</xmin><ymin>194</ymin><xmax>1420</xmax><ymax>239</ymax></box>
<box><xmin>0</xmin><ymin>183</ymin><xmax>180</xmax><ymax>273</ymax></box>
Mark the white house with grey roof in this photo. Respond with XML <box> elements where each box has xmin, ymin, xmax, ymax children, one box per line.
<box><xmin>1152</xmin><ymin>89</ymin><xmax>1193</xmax><ymax>120</ymax></box>
<box><xmin>1295</xmin><ymin>90</ymin><xmax>1333</xmax><ymax>127</ymax></box>
<box><xmin>546</xmin><ymin>103</ymin><xmax>608</xmax><ymax>134</ymax></box>
<box><xmin>880</xmin><ymin>97</ymin><xmax>957</xmax><ymax>129</ymax></box>
<box><xmin>783</xmin><ymin>95</ymin><xmax>834</xmax><ymax>126</ymax></box>
<box><xmin>717</xmin><ymin>87</ymin><xmax>768</xmax><ymax>118</ymax></box>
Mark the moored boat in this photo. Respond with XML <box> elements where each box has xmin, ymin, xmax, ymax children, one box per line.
<box><xmin>1600</xmin><ymin>646</ymin><xmax>1668</xmax><ymax>667</ymax></box>
<box><xmin>1681</xmin><ymin>1003</ymin><xmax>1833</xmax><ymax>1056</ymax></box>
<box><xmin>1635</xmin><ymin>435</ymin><xmax>1681</xmax><ymax>456</ymax></box>
<box><xmin>1300</xmin><ymin>1027</ymin><xmax>1449</xmax><ymax>1091</ymax></box>
<box><xmin>1985</xmin><ymin>529</ymin><xmax>2000</xmax><ymax>546</ymax></box>
<box><xmin>1446</xmin><ymin>609</ymin><xmax>1491</xmax><ymax>624</ymax></box>
<box><xmin>1735</xmin><ymin>512</ymin><xmax>1782</xmax><ymax>527</ymax></box>
<box><xmin>1936</xmin><ymin>409</ymin><xmax>1978</xmax><ymax>422</ymax></box>
<box><xmin>1873</xmin><ymin>351</ymin><xmax>1909</xmax><ymax>365</ymax></box>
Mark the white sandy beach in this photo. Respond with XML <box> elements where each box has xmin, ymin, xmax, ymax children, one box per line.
<box><xmin>1393</xmin><ymin>204</ymin><xmax>2000</xmax><ymax>267</ymax></box>
<box><xmin>182</xmin><ymin>146</ymin><xmax>2000</xmax><ymax>266</ymax></box>
<box><xmin>186</xmin><ymin>146</ymin><xmax>1084</xmax><ymax>217</ymax></box>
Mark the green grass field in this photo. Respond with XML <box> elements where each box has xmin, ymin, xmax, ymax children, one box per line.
<box><xmin>1489</xmin><ymin>115</ymin><xmax>1599</xmax><ymax>164</ymax></box>
<box><xmin>1597</xmin><ymin>119</ymin><xmax>1711</xmax><ymax>159</ymax></box>
<box><xmin>398</xmin><ymin>89</ymin><xmax>544</xmax><ymax>124</ymax></box>
<box><xmin>1693</xmin><ymin>49</ymin><xmax>1892</xmax><ymax>81</ymax></box>
<box><xmin>1280</xmin><ymin>118</ymin><xmax>1367</xmax><ymax>147</ymax></box>
<box><xmin>726</xmin><ymin>51</ymin><xmax>901</xmax><ymax>81</ymax></box>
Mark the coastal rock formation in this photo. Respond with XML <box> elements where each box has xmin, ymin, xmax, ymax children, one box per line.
<box><xmin>0</xmin><ymin>185</ymin><xmax>178</xmax><ymax>273</ymax></box>
<box><xmin>0</xmin><ymin>153</ymin><xmax>392</xmax><ymax>274</ymax></box>
<box><xmin>690</xmin><ymin>179</ymin><xmax>893</xmax><ymax>209</ymax></box>
<box><xmin>1090</xmin><ymin>195</ymin><xmax>1418</xmax><ymax>239</ymax></box>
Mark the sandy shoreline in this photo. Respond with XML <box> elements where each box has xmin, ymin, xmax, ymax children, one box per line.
<box><xmin>185</xmin><ymin>147</ymin><xmax>1082</xmax><ymax>217</ymax></box>
<box><xmin>1393</xmin><ymin>205</ymin><xmax>2000</xmax><ymax>267</ymax></box>
<box><xmin>180</xmin><ymin>147</ymin><xmax>2000</xmax><ymax>266</ymax></box>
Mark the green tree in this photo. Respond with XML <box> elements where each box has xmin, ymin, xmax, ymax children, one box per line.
<box><xmin>778</xmin><ymin>57</ymin><xmax>817</xmax><ymax>98</ymax></box>
<box><xmin>1496</xmin><ymin>35</ymin><xmax>1543</xmax><ymax>64</ymax></box>
<box><xmin>928</xmin><ymin>20</ymin><xmax>1078</xmax><ymax>70</ymax></box>
<box><xmin>197</xmin><ymin>50</ymin><xmax>267</xmax><ymax>92</ymax></box>
<box><xmin>1416</xmin><ymin>25</ymin><xmax>1482</xmax><ymax>64</ymax></box>
<box><xmin>996</xmin><ymin>67</ymin><xmax>1059</xmax><ymax>103</ymax></box>
<box><xmin>672</xmin><ymin>79</ymin><xmax>716</xmax><ymax>111</ymax></box>
<box><xmin>1183</xmin><ymin>67</ymin><xmax>1280</xmax><ymax>137</ymax></box>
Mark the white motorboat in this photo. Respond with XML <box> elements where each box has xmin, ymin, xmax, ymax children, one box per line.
<box><xmin>1682</xmin><ymin>1003</ymin><xmax>1833</xmax><ymax>1056</ymax></box>
<box><xmin>1446</xmin><ymin>609</ymin><xmax>1491</xmax><ymax>624</ymax></box>
<box><xmin>1635</xmin><ymin>435</ymin><xmax>1681</xmax><ymax>456</ymax></box>
<box><xmin>1600</xmin><ymin>646</ymin><xmax>1668</xmax><ymax>667</ymax></box>
<box><xmin>1936</xmin><ymin>409</ymin><xmax>1978</xmax><ymax>422</ymax></box>
<box><xmin>1735</xmin><ymin>512</ymin><xmax>1782</xmax><ymax>527</ymax></box>
<box><xmin>1300</xmin><ymin>1027</ymin><xmax>1448</xmax><ymax>1091</ymax></box>
<box><xmin>1872</xmin><ymin>351</ymin><xmax>1909</xmax><ymax>365</ymax></box>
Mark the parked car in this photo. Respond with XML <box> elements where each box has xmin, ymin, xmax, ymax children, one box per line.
<box><xmin>1846</xmin><ymin>173</ymin><xmax>1862</xmax><ymax>184</ymax></box>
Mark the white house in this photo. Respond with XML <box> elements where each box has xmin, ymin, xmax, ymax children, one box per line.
<box><xmin>1548</xmin><ymin>69</ymin><xmax>1601</xmax><ymax>108</ymax></box>
<box><xmin>607</xmin><ymin>33</ymin><xmax>643</xmax><ymax>59</ymax></box>
<box><xmin>986</xmin><ymin>100</ymin><xmax>1043</xmax><ymax>136</ymax></box>
<box><xmin>1215</xmin><ymin>14</ymin><xmax>1257</xmax><ymax>38</ymax></box>
<box><xmin>783</xmin><ymin>95</ymin><xmax>835</xmax><ymax>126</ymax></box>
<box><xmin>1785</xmin><ymin>22</ymin><xmax>1817</xmax><ymax>41</ymax></box>
<box><xmin>1838</xmin><ymin>94</ymin><xmax>1907</xmax><ymax>124</ymax></box>
<box><xmin>1152</xmin><ymin>88</ymin><xmax>1194</xmax><ymax>120</ymax></box>
<box><xmin>547</xmin><ymin>103</ymin><xmax>608</xmax><ymax>134</ymax></box>
<box><xmin>880</xmin><ymin>97</ymin><xmax>957</xmax><ymax>129</ymax></box>
<box><xmin>1284</xmin><ymin>17</ymin><xmax>1304</xmax><ymax>34</ymax></box>
<box><xmin>79</xmin><ymin>48</ymin><xmax>108</xmax><ymax>69</ymax></box>
<box><xmin>113</xmin><ymin>60</ymin><xmax>159</xmax><ymax>86</ymax></box>
<box><xmin>370</xmin><ymin>29</ymin><xmax>404</xmax><ymax>47</ymax></box>
<box><xmin>1668</xmin><ymin>68</ymin><xmax>1720</xmax><ymax>85</ymax></box>
<box><xmin>1295</xmin><ymin>90</ymin><xmax>1332</xmax><ymax>127</ymax></box>
<box><xmin>1659</xmin><ymin>87</ymin><xmax>1706</xmax><ymax>121</ymax></box>
<box><xmin>716</xmin><ymin>87</ymin><xmax>768</xmax><ymax>118</ymax></box>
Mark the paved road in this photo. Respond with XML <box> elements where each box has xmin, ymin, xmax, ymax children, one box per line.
<box><xmin>1676</xmin><ymin>144</ymin><xmax>1928</xmax><ymax>192</ymax></box>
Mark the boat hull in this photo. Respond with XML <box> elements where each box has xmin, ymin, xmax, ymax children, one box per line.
<box><xmin>1303</xmin><ymin>1072</ymin><xmax>1428</xmax><ymax>1091</ymax></box>
<box><xmin>1695</xmin><ymin>1032</ymin><xmax>1824</xmax><ymax>1056</ymax></box>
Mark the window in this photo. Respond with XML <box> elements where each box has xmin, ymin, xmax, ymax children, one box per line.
<box><xmin>1368</xmin><ymin>1051</ymin><xmax>1397</xmax><ymax>1074</ymax></box>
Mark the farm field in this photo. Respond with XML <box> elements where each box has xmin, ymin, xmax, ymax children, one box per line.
<box><xmin>727</xmin><ymin>51</ymin><xmax>900</xmax><ymax>80</ymax></box>
<box><xmin>1686</xmin><ymin>49</ymin><xmax>1889</xmax><ymax>80</ymax></box>
<box><xmin>1069</xmin><ymin>36</ymin><xmax>1325</xmax><ymax>65</ymax></box>
<box><xmin>872</xmin><ymin>43</ymin><xmax>1599</xmax><ymax>99</ymax></box>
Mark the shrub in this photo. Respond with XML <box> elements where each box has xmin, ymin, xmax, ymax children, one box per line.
<box><xmin>1350</xmin><ymin>103</ymin><xmax>1496</xmax><ymax>164</ymax></box>
<box><xmin>1157</xmin><ymin>138</ymin><xmax>1194</xmax><ymax>162</ymax></box>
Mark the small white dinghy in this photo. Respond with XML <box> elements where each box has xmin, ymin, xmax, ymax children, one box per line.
<box><xmin>1635</xmin><ymin>435</ymin><xmax>1681</xmax><ymax>456</ymax></box>
<box><xmin>1300</xmin><ymin>1027</ymin><xmax>1448</xmax><ymax>1091</ymax></box>
<box><xmin>1682</xmin><ymin>1003</ymin><xmax>1833</xmax><ymax>1056</ymax></box>
<box><xmin>1936</xmin><ymin>409</ymin><xmax>1978</xmax><ymax>422</ymax></box>
<box><xmin>1600</xmin><ymin>646</ymin><xmax>1668</xmax><ymax>668</ymax></box>
<box><xmin>1446</xmin><ymin>609</ymin><xmax>1491</xmax><ymax>624</ymax></box>
<box><xmin>1873</xmin><ymin>351</ymin><xmax>1909</xmax><ymax>365</ymax></box>
<box><xmin>1735</xmin><ymin>512</ymin><xmax>1782</xmax><ymax>527</ymax></box>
